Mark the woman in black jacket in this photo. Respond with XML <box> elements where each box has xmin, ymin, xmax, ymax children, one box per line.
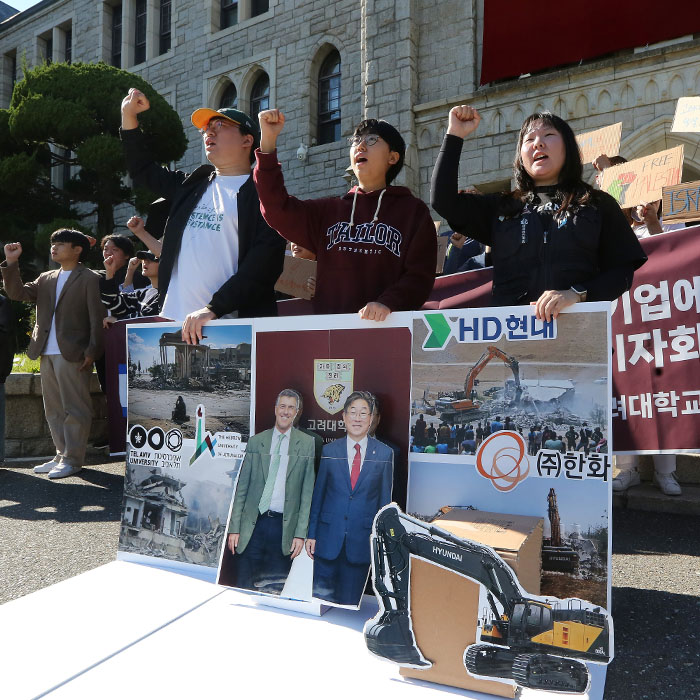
<box><xmin>431</xmin><ymin>106</ymin><xmax>647</xmax><ymax>320</ymax></box>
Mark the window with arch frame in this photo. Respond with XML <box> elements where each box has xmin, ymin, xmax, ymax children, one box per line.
<box><xmin>219</xmin><ymin>82</ymin><xmax>238</xmax><ymax>109</ymax></box>
<box><xmin>318</xmin><ymin>50</ymin><xmax>341</xmax><ymax>145</ymax></box>
<box><xmin>250</xmin><ymin>73</ymin><xmax>270</xmax><ymax>123</ymax></box>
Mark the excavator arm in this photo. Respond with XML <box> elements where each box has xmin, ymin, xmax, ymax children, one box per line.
<box><xmin>364</xmin><ymin>504</ymin><xmax>611</xmax><ymax>694</ymax></box>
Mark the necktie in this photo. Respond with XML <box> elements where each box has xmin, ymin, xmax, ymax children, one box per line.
<box><xmin>350</xmin><ymin>443</ymin><xmax>361</xmax><ymax>489</ymax></box>
<box><xmin>259</xmin><ymin>432</ymin><xmax>286</xmax><ymax>513</ymax></box>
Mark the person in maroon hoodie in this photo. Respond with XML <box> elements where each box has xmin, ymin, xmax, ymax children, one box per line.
<box><xmin>254</xmin><ymin>110</ymin><xmax>437</xmax><ymax>320</ymax></box>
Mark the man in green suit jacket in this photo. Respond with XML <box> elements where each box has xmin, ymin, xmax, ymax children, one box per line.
<box><xmin>227</xmin><ymin>389</ymin><xmax>316</xmax><ymax>594</ymax></box>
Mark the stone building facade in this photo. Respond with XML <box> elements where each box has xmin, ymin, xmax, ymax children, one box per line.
<box><xmin>1</xmin><ymin>0</ymin><xmax>699</xmax><ymax>225</ymax></box>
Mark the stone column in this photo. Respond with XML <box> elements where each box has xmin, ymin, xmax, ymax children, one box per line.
<box><xmin>360</xmin><ymin>0</ymin><xmax>419</xmax><ymax>190</ymax></box>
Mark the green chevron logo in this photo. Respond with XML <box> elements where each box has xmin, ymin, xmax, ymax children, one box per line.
<box><xmin>422</xmin><ymin>313</ymin><xmax>454</xmax><ymax>350</ymax></box>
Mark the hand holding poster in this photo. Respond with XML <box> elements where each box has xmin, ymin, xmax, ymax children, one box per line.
<box><xmin>599</xmin><ymin>145</ymin><xmax>684</xmax><ymax>208</ymax></box>
<box><xmin>671</xmin><ymin>96</ymin><xmax>700</xmax><ymax>133</ymax></box>
<box><xmin>576</xmin><ymin>122</ymin><xmax>622</xmax><ymax>164</ymax></box>
<box><xmin>274</xmin><ymin>255</ymin><xmax>317</xmax><ymax>300</ymax></box>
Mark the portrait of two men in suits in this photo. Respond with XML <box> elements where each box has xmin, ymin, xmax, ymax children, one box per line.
<box><xmin>221</xmin><ymin>388</ymin><xmax>393</xmax><ymax>607</ymax></box>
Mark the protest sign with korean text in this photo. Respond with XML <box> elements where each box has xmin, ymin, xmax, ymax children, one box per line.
<box><xmin>611</xmin><ymin>226</ymin><xmax>700</xmax><ymax>452</ymax></box>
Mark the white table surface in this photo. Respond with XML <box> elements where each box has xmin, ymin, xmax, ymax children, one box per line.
<box><xmin>0</xmin><ymin>561</ymin><xmax>606</xmax><ymax>700</ymax></box>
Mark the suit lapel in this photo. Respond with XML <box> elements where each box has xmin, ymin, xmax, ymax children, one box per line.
<box><xmin>285</xmin><ymin>428</ymin><xmax>302</xmax><ymax>480</ymax></box>
<box><xmin>259</xmin><ymin>429</ymin><xmax>273</xmax><ymax>481</ymax></box>
<box><xmin>340</xmin><ymin>437</ymin><xmax>353</xmax><ymax>491</ymax></box>
<box><xmin>55</xmin><ymin>266</ymin><xmax>80</xmax><ymax>307</ymax></box>
<box><xmin>46</xmin><ymin>269</ymin><xmax>60</xmax><ymax>310</ymax></box>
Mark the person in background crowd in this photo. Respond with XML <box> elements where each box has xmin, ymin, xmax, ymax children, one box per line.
<box><xmin>565</xmin><ymin>425</ymin><xmax>578</xmax><ymax>451</ymax></box>
<box><xmin>101</xmin><ymin>250</ymin><xmax>161</xmax><ymax>322</ymax></box>
<box><xmin>100</xmin><ymin>234</ymin><xmax>150</xmax><ymax>292</ymax></box>
<box><xmin>1</xmin><ymin>232</ymin><xmax>105</xmax><ymax>479</ymax></box>
<box><xmin>120</xmin><ymin>88</ymin><xmax>286</xmax><ymax>342</ymax></box>
<box><xmin>254</xmin><ymin>109</ymin><xmax>437</xmax><ymax>321</ymax></box>
<box><xmin>0</xmin><ymin>294</ymin><xmax>15</xmax><ymax>465</ymax></box>
<box><xmin>431</xmin><ymin>107</ymin><xmax>647</xmax><ymax>320</ymax></box>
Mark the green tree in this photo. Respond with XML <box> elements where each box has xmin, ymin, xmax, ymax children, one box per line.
<box><xmin>7</xmin><ymin>61</ymin><xmax>187</xmax><ymax>239</ymax></box>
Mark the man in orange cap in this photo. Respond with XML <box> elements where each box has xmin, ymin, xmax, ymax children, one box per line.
<box><xmin>120</xmin><ymin>89</ymin><xmax>285</xmax><ymax>342</ymax></box>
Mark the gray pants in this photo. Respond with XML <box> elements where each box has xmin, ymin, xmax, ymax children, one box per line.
<box><xmin>40</xmin><ymin>354</ymin><xmax>93</xmax><ymax>467</ymax></box>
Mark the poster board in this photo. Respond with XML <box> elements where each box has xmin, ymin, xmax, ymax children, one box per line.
<box><xmin>599</xmin><ymin>145</ymin><xmax>684</xmax><ymax>208</ymax></box>
<box><xmin>119</xmin><ymin>320</ymin><xmax>253</xmax><ymax>580</ymax></box>
<box><xmin>274</xmin><ymin>254</ymin><xmax>317</xmax><ymax>300</ymax></box>
<box><xmin>392</xmin><ymin>305</ymin><xmax>613</xmax><ymax>695</ymax></box>
<box><xmin>661</xmin><ymin>180</ymin><xmax>700</xmax><ymax>224</ymax></box>
<box><xmin>216</xmin><ymin>313</ymin><xmax>413</xmax><ymax>609</ymax></box>
<box><xmin>671</xmin><ymin>96</ymin><xmax>700</xmax><ymax>133</ymax></box>
<box><xmin>576</xmin><ymin>122</ymin><xmax>622</xmax><ymax>164</ymax></box>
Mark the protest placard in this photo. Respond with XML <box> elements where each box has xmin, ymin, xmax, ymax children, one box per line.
<box><xmin>662</xmin><ymin>180</ymin><xmax>700</xmax><ymax>224</ymax></box>
<box><xmin>671</xmin><ymin>96</ymin><xmax>700</xmax><ymax>133</ymax></box>
<box><xmin>576</xmin><ymin>122</ymin><xmax>622</xmax><ymax>164</ymax></box>
<box><xmin>599</xmin><ymin>145</ymin><xmax>684</xmax><ymax>208</ymax></box>
<box><xmin>274</xmin><ymin>254</ymin><xmax>316</xmax><ymax>300</ymax></box>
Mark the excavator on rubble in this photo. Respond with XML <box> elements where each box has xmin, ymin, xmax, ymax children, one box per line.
<box><xmin>365</xmin><ymin>505</ymin><xmax>611</xmax><ymax>694</ymax></box>
<box><xmin>437</xmin><ymin>346</ymin><xmax>521</xmax><ymax>423</ymax></box>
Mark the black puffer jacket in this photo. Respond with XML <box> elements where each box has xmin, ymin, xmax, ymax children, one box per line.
<box><xmin>121</xmin><ymin>128</ymin><xmax>286</xmax><ymax>318</ymax></box>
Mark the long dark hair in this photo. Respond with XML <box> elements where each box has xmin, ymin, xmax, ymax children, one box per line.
<box><xmin>500</xmin><ymin>112</ymin><xmax>593</xmax><ymax>218</ymax></box>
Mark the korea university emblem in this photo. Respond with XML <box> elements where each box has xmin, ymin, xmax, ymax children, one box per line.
<box><xmin>313</xmin><ymin>359</ymin><xmax>354</xmax><ymax>415</ymax></box>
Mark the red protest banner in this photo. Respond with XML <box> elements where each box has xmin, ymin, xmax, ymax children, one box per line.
<box><xmin>611</xmin><ymin>226</ymin><xmax>700</xmax><ymax>452</ymax></box>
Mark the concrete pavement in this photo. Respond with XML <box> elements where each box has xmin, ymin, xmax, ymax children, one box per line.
<box><xmin>1</xmin><ymin>457</ymin><xmax>698</xmax><ymax>699</ymax></box>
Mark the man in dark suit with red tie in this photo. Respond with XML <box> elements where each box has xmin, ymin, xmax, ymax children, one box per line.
<box><xmin>305</xmin><ymin>391</ymin><xmax>393</xmax><ymax>606</ymax></box>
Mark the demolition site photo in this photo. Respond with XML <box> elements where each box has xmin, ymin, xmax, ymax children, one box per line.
<box><xmin>127</xmin><ymin>324</ymin><xmax>252</xmax><ymax>440</ymax></box>
<box><xmin>410</xmin><ymin>312</ymin><xmax>609</xmax><ymax>455</ymax></box>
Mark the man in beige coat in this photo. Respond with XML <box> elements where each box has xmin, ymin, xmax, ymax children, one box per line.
<box><xmin>1</xmin><ymin>230</ymin><xmax>105</xmax><ymax>479</ymax></box>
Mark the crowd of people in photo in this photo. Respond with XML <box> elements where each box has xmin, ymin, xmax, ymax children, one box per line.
<box><xmin>0</xmin><ymin>86</ymin><xmax>694</xmax><ymax>499</ymax></box>
<box><xmin>409</xmin><ymin>414</ymin><xmax>607</xmax><ymax>457</ymax></box>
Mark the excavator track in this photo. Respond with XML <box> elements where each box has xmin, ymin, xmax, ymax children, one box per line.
<box><xmin>512</xmin><ymin>653</ymin><xmax>589</xmax><ymax>694</ymax></box>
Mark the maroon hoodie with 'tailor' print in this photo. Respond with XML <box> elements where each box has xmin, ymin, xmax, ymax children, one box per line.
<box><xmin>254</xmin><ymin>149</ymin><xmax>437</xmax><ymax>315</ymax></box>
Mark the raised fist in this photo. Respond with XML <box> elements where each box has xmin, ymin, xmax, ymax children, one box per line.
<box><xmin>258</xmin><ymin>109</ymin><xmax>285</xmax><ymax>152</ymax></box>
<box><xmin>103</xmin><ymin>254</ymin><xmax>120</xmax><ymax>278</ymax></box>
<box><xmin>4</xmin><ymin>242</ymin><xmax>22</xmax><ymax>263</ymax></box>
<box><xmin>121</xmin><ymin>88</ymin><xmax>150</xmax><ymax>117</ymax></box>
<box><xmin>447</xmin><ymin>105</ymin><xmax>481</xmax><ymax>139</ymax></box>
<box><xmin>126</xmin><ymin>216</ymin><xmax>146</xmax><ymax>235</ymax></box>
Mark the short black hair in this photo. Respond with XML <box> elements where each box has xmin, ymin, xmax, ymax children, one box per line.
<box><xmin>101</xmin><ymin>234</ymin><xmax>135</xmax><ymax>259</ymax></box>
<box><xmin>353</xmin><ymin>119</ymin><xmax>405</xmax><ymax>185</ymax></box>
<box><xmin>50</xmin><ymin>229</ymin><xmax>90</xmax><ymax>262</ymax></box>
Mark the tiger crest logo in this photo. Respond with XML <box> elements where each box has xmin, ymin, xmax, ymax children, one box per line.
<box><xmin>314</xmin><ymin>359</ymin><xmax>354</xmax><ymax>415</ymax></box>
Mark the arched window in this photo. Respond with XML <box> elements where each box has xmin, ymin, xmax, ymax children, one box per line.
<box><xmin>318</xmin><ymin>50</ymin><xmax>341</xmax><ymax>145</ymax></box>
<box><xmin>250</xmin><ymin>74</ymin><xmax>270</xmax><ymax>121</ymax></box>
<box><xmin>219</xmin><ymin>83</ymin><xmax>238</xmax><ymax>109</ymax></box>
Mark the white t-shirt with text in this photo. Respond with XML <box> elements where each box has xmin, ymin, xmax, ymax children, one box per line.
<box><xmin>161</xmin><ymin>174</ymin><xmax>249</xmax><ymax>321</ymax></box>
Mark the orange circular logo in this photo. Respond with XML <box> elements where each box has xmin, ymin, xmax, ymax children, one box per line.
<box><xmin>475</xmin><ymin>431</ymin><xmax>529</xmax><ymax>492</ymax></box>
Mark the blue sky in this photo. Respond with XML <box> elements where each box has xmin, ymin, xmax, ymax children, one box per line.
<box><xmin>127</xmin><ymin>323</ymin><xmax>252</xmax><ymax>371</ymax></box>
<box><xmin>407</xmin><ymin>456</ymin><xmax>609</xmax><ymax>533</ymax></box>
<box><xmin>5</xmin><ymin>1</ymin><xmax>40</xmax><ymax>12</ymax></box>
